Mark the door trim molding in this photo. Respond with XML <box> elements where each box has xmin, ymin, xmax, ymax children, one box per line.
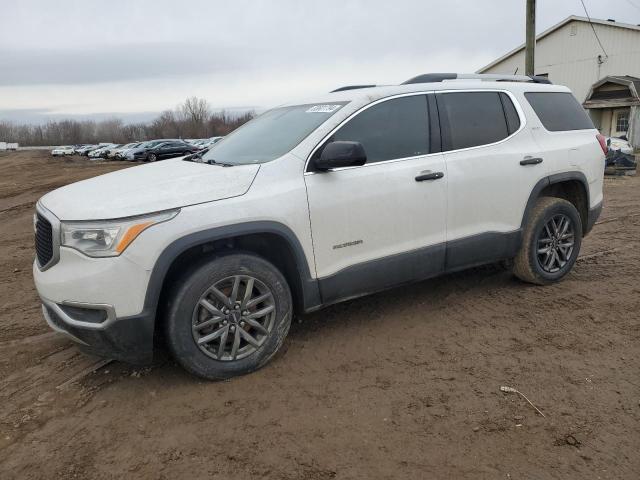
<box><xmin>317</xmin><ymin>229</ymin><xmax>521</xmax><ymax>306</ymax></box>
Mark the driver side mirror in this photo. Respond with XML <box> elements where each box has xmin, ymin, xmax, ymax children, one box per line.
<box><xmin>314</xmin><ymin>141</ymin><xmax>367</xmax><ymax>171</ymax></box>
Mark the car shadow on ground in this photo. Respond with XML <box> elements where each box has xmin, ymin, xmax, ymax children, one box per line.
<box><xmin>100</xmin><ymin>262</ymin><xmax>520</xmax><ymax>384</ymax></box>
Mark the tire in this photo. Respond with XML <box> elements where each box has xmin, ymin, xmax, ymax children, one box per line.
<box><xmin>148</xmin><ymin>153</ymin><xmax>157</xmax><ymax>162</ymax></box>
<box><xmin>165</xmin><ymin>253</ymin><xmax>292</xmax><ymax>380</ymax></box>
<box><xmin>513</xmin><ymin>197</ymin><xmax>583</xmax><ymax>285</ymax></box>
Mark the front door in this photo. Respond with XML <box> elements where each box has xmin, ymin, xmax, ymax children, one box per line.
<box><xmin>304</xmin><ymin>94</ymin><xmax>447</xmax><ymax>303</ymax></box>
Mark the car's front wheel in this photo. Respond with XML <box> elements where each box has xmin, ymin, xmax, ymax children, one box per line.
<box><xmin>165</xmin><ymin>253</ymin><xmax>292</xmax><ymax>380</ymax></box>
<box><xmin>513</xmin><ymin>196</ymin><xmax>583</xmax><ymax>285</ymax></box>
<box><xmin>148</xmin><ymin>153</ymin><xmax>157</xmax><ymax>162</ymax></box>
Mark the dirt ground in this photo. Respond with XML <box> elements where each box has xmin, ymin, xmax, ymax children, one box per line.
<box><xmin>0</xmin><ymin>150</ymin><xmax>638</xmax><ymax>479</ymax></box>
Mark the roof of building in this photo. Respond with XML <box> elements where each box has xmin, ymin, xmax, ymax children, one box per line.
<box><xmin>584</xmin><ymin>75</ymin><xmax>640</xmax><ymax>108</ymax></box>
<box><xmin>477</xmin><ymin>16</ymin><xmax>640</xmax><ymax>73</ymax></box>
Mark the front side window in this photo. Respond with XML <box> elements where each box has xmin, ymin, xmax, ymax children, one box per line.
<box><xmin>437</xmin><ymin>91</ymin><xmax>511</xmax><ymax>151</ymax></box>
<box><xmin>201</xmin><ymin>103</ymin><xmax>347</xmax><ymax>165</ymax></box>
<box><xmin>316</xmin><ymin>95</ymin><xmax>430</xmax><ymax>164</ymax></box>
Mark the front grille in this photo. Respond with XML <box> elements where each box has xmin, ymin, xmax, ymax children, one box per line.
<box><xmin>35</xmin><ymin>213</ymin><xmax>54</xmax><ymax>267</ymax></box>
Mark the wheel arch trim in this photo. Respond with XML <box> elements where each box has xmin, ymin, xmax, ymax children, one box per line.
<box><xmin>521</xmin><ymin>171</ymin><xmax>590</xmax><ymax>231</ymax></box>
<box><xmin>143</xmin><ymin>221</ymin><xmax>321</xmax><ymax>321</ymax></box>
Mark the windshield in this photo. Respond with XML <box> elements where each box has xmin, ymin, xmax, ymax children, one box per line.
<box><xmin>201</xmin><ymin>103</ymin><xmax>347</xmax><ymax>165</ymax></box>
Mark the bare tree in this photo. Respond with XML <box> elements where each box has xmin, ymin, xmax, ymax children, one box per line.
<box><xmin>149</xmin><ymin>110</ymin><xmax>180</xmax><ymax>139</ymax></box>
<box><xmin>0</xmin><ymin>97</ymin><xmax>254</xmax><ymax>146</ymax></box>
<box><xmin>179</xmin><ymin>96</ymin><xmax>211</xmax><ymax>138</ymax></box>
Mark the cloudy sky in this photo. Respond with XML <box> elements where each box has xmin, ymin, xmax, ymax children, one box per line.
<box><xmin>1</xmin><ymin>0</ymin><xmax>638</xmax><ymax>123</ymax></box>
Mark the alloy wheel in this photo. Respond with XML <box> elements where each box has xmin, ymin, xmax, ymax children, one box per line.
<box><xmin>192</xmin><ymin>275</ymin><xmax>275</xmax><ymax>361</ymax></box>
<box><xmin>536</xmin><ymin>214</ymin><xmax>575</xmax><ymax>273</ymax></box>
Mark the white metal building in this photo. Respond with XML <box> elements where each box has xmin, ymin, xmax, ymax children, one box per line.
<box><xmin>477</xmin><ymin>16</ymin><xmax>640</xmax><ymax>147</ymax></box>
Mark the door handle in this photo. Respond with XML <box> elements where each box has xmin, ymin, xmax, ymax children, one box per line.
<box><xmin>520</xmin><ymin>157</ymin><xmax>543</xmax><ymax>166</ymax></box>
<box><xmin>415</xmin><ymin>171</ymin><xmax>444</xmax><ymax>182</ymax></box>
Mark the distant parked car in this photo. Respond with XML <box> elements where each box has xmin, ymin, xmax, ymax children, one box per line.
<box><xmin>107</xmin><ymin>144</ymin><xmax>137</xmax><ymax>160</ymax></box>
<box><xmin>144</xmin><ymin>140</ymin><xmax>196</xmax><ymax>162</ymax></box>
<box><xmin>51</xmin><ymin>146</ymin><xmax>75</xmax><ymax>156</ymax></box>
<box><xmin>126</xmin><ymin>139</ymin><xmax>181</xmax><ymax>161</ymax></box>
<box><xmin>75</xmin><ymin>145</ymin><xmax>98</xmax><ymax>155</ymax></box>
<box><xmin>72</xmin><ymin>145</ymin><xmax>92</xmax><ymax>155</ymax></box>
<box><xmin>114</xmin><ymin>142</ymin><xmax>142</xmax><ymax>160</ymax></box>
<box><xmin>101</xmin><ymin>144</ymin><xmax>124</xmax><ymax>159</ymax></box>
<box><xmin>78</xmin><ymin>145</ymin><xmax>99</xmax><ymax>156</ymax></box>
<box><xmin>88</xmin><ymin>144</ymin><xmax>117</xmax><ymax>159</ymax></box>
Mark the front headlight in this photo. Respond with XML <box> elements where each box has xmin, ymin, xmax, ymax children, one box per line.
<box><xmin>60</xmin><ymin>209</ymin><xmax>179</xmax><ymax>257</ymax></box>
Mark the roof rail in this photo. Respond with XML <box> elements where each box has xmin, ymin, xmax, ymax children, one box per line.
<box><xmin>330</xmin><ymin>85</ymin><xmax>377</xmax><ymax>93</ymax></box>
<box><xmin>402</xmin><ymin>73</ymin><xmax>552</xmax><ymax>85</ymax></box>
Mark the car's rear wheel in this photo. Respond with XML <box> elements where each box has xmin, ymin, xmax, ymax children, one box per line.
<box><xmin>165</xmin><ymin>253</ymin><xmax>292</xmax><ymax>380</ymax></box>
<box><xmin>513</xmin><ymin>197</ymin><xmax>582</xmax><ymax>285</ymax></box>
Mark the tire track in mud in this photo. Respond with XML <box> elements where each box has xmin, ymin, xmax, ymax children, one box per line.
<box><xmin>0</xmin><ymin>201</ymin><xmax>36</xmax><ymax>216</ymax></box>
<box><xmin>0</xmin><ymin>347</ymin><xmax>122</xmax><ymax>455</ymax></box>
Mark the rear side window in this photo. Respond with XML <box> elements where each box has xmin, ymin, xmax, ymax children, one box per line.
<box><xmin>525</xmin><ymin>92</ymin><xmax>594</xmax><ymax>131</ymax></box>
<box><xmin>325</xmin><ymin>95</ymin><xmax>430</xmax><ymax>163</ymax></box>
<box><xmin>437</xmin><ymin>92</ymin><xmax>511</xmax><ymax>151</ymax></box>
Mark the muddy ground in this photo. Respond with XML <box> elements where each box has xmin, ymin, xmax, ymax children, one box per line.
<box><xmin>0</xmin><ymin>150</ymin><xmax>638</xmax><ymax>479</ymax></box>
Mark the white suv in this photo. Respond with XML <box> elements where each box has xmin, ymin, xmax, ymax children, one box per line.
<box><xmin>33</xmin><ymin>74</ymin><xmax>605</xmax><ymax>380</ymax></box>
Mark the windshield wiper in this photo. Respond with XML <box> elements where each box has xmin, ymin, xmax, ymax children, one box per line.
<box><xmin>182</xmin><ymin>151</ymin><xmax>234</xmax><ymax>166</ymax></box>
<box><xmin>206</xmin><ymin>158</ymin><xmax>234</xmax><ymax>167</ymax></box>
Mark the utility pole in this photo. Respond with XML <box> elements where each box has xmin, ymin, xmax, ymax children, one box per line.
<box><xmin>525</xmin><ymin>0</ymin><xmax>536</xmax><ymax>76</ymax></box>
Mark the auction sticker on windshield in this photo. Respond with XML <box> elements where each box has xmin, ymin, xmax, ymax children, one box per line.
<box><xmin>306</xmin><ymin>104</ymin><xmax>343</xmax><ymax>113</ymax></box>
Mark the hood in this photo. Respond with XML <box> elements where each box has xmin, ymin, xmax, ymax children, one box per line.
<box><xmin>40</xmin><ymin>158</ymin><xmax>260</xmax><ymax>220</ymax></box>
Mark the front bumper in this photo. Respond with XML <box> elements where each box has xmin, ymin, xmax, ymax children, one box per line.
<box><xmin>41</xmin><ymin>298</ymin><xmax>155</xmax><ymax>364</ymax></box>
<box><xmin>33</xmin><ymin>201</ymin><xmax>157</xmax><ymax>363</ymax></box>
<box><xmin>34</xmin><ymin>250</ymin><xmax>156</xmax><ymax>363</ymax></box>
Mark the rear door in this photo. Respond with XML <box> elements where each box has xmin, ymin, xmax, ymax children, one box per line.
<box><xmin>304</xmin><ymin>93</ymin><xmax>447</xmax><ymax>303</ymax></box>
<box><xmin>436</xmin><ymin>90</ymin><xmax>548</xmax><ymax>268</ymax></box>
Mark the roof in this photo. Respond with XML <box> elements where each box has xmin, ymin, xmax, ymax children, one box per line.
<box><xmin>583</xmin><ymin>75</ymin><xmax>640</xmax><ymax>108</ymax></box>
<box><xmin>284</xmin><ymin>79</ymin><xmax>568</xmax><ymax>112</ymax></box>
<box><xmin>477</xmin><ymin>16</ymin><xmax>640</xmax><ymax>73</ymax></box>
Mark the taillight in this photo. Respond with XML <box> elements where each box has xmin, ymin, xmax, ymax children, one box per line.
<box><xmin>596</xmin><ymin>134</ymin><xmax>608</xmax><ymax>155</ymax></box>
